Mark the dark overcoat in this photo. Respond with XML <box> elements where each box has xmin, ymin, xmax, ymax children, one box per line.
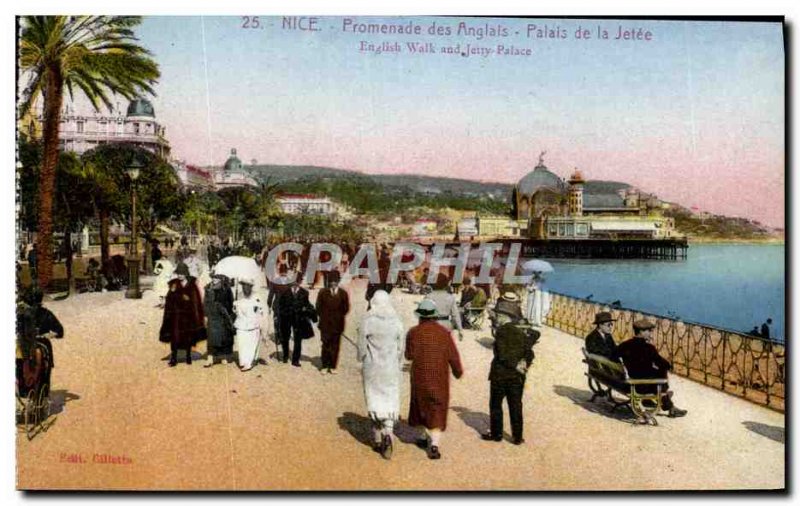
<box><xmin>489</xmin><ymin>322</ymin><xmax>535</xmax><ymax>385</ymax></box>
<box><xmin>405</xmin><ymin>320</ymin><xmax>463</xmax><ymax>430</ymax></box>
<box><xmin>585</xmin><ymin>328</ymin><xmax>618</xmax><ymax>358</ymax></box>
<box><xmin>277</xmin><ymin>287</ymin><xmax>317</xmax><ymax>339</ymax></box>
<box><xmin>159</xmin><ymin>280</ymin><xmax>195</xmax><ymax>349</ymax></box>
<box><xmin>204</xmin><ymin>282</ymin><xmax>235</xmax><ymax>354</ymax></box>
<box><xmin>315</xmin><ymin>287</ymin><xmax>350</xmax><ymax>335</ymax></box>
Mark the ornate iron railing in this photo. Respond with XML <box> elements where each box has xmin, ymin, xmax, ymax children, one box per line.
<box><xmin>545</xmin><ymin>291</ymin><xmax>785</xmax><ymax>412</ymax></box>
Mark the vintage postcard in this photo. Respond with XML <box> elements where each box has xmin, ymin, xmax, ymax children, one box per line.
<box><xmin>12</xmin><ymin>14</ymin><xmax>785</xmax><ymax>492</ymax></box>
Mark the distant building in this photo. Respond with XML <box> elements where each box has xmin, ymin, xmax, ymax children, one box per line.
<box><xmin>476</xmin><ymin>215</ymin><xmax>522</xmax><ymax>238</ymax></box>
<box><xmin>41</xmin><ymin>97</ymin><xmax>171</xmax><ymax>158</ymax></box>
<box><xmin>276</xmin><ymin>193</ymin><xmax>338</xmax><ymax>215</ymax></box>
<box><xmin>513</xmin><ymin>152</ymin><xmax>675</xmax><ymax>240</ymax></box>
<box><xmin>412</xmin><ymin>219</ymin><xmax>438</xmax><ymax>236</ymax></box>
<box><xmin>174</xmin><ymin>161</ymin><xmax>215</xmax><ymax>191</ymax></box>
<box><xmin>213</xmin><ymin>148</ymin><xmax>260</xmax><ymax>190</ymax></box>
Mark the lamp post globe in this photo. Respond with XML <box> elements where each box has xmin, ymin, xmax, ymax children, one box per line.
<box><xmin>125</xmin><ymin>157</ymin><xmax>145</xmax><ymax>299</ymax></box>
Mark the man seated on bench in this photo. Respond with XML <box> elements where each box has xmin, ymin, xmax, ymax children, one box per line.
<box><xmin>585</xmin><ymin>311</ymin><xmax>617</xmax><ymax>359</ymax></box>
<box><xmin>613</xmin><ymin>319</ymin><xmax>687</xmax><ymax>418</ymax></box>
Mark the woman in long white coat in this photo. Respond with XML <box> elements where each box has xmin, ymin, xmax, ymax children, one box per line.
<box><xmin>525</xmin><ymin>272</ymin><xmax>544</xmax><ymax>327</ymax></box>
<box><xmin>357</xmin><ymin>290</ymin><xmax>405</xmax><ymax>459</ymax></box>
<box><xmin>234</xmin><ymin>278</ymin><xmax>265</xmax><ymax>371</ymax></box>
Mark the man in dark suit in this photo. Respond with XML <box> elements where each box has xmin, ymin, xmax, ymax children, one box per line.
<box><xmin>585</xmin><ymin>311</ymin><xmax>618</xmax><ymax>358</ymax></box>
<box><xmin>276</xmin><ymin>279</ymin><xmax>316</xmax><ymax>366</ymax></box>
<box><xmin>613</xmin><ymin>319</ymin><xmax>687</xmax><ymax>418</ymax></box>
<box><xmin>315</xmin><ymin>271</ymin><xmax>350</xmax><ymax>374</ymax></box>
<box><xmin>481</xmin><ymin>303</ymin><xmax>537</xmax><ymax>445</ymax></box>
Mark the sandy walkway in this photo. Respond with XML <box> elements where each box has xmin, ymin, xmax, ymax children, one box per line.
<box><xmin>16</xmin><ymin>279</ymin><xmax>785</xmax><ymax>490</ymax></box>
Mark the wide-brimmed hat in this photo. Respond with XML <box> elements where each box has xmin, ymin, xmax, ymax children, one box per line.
<box><xmin>633</xmin><ymin>319</ymin><xmax>655</xmax><ymax>332</ymax></box>
<box><xmin>327</xmin><ymin>270</ymin><xmax>341</xmax><ymax>283</ymax></box>
<box><xmin>594</xmin><ymin>312</ymin><xmax>616</xmax><ymax>325</ymax></box>
<box><xmin>500</xmin><ymin>291</ymin><xmax>520</xmax><ymax>303</ymax></box>
<box><xmin>494</xmin><ymin>300</ymin><xmax>523</xmax><ymax>319</ymax></box>
<box><xmin>415</xmin><ymin>299</ymin><xmax>438</xmax><ymax>318</ymax></box>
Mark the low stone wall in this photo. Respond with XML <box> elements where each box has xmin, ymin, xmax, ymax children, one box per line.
<box><xmin>545</xmin><ymin>291</ymin><xmax>785</xmax><ymax>412</ymax></box>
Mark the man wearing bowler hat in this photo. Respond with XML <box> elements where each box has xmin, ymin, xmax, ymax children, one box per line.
<box><xmin>613</xmin><ymin>319</ymin><xmax>688</xmax><ymax>418</ymax></box>
<box><xmin>585</xmin><ymin>311</ymin><xmax>618</xmax><ymax>359</ymax></box>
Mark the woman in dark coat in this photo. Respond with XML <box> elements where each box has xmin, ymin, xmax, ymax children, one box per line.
<box><xmin>160</xmin><ymin>277</ymin><xmax>195</xmax><ymax>366</ymax></box>
<box><xmin>405</xmin><ymin>299</ymin><xmax>464</xmax><ymax>460</ymax></box>
<box><xmin>204</xmin><ymin>274</ymin><xmax>235</xmax><ymax>367</ymax></box>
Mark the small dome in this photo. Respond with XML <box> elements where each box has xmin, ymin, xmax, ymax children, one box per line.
<box><xmin>224</xmin><ymin>148</ymin><xmax>243</xmax><ymax>172</ymax></box>
<box><xmin>126</xmin><ymin>98</ymin><xmax>155</xmax><ymax>118</ymax></box>
<box><xmin>518</xmin><ymin>162</ymin><xmax>567</xmax><ymax>196</ymax></box>
<box><xmin>569</xmin><ymin>168</ymin><xmax>585</xmax><ymax>184</ymax></box>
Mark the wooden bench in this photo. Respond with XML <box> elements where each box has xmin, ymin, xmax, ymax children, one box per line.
<box><xmin>582</xmin><ymin>348</ymin><xmax>668</xmax><ymax>425</ymax></box>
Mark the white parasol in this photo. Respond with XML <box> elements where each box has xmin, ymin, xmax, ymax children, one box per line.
<box><xmin>212</xmin><ymin>256</ymin><xmax>267</xmax><ymax>294</ymax></box>
<box><xmin>522</xmin><ymin>259</ymin><xmax>554</xmax><ymax>274</ymax></box>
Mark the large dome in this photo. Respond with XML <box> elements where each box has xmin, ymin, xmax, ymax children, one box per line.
<box><xmin>224</xmin><ymin>148</ymin><xmax>243</xmax><ymax>172</ymax></box>
<box><xmin>126</xmin><ymin>98</ymin><xmax>155</xmax><ymax>118</ymax></box>
<box><xmin>518</xmin><ymin>162</ymin><xmax>567</xmax><ymax>196</ymax></box>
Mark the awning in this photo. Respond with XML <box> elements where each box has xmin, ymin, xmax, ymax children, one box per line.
<box><xmin>590</xmin><ymin>221</ymin><xmax>656</xmax><ymax>232</ymax></box>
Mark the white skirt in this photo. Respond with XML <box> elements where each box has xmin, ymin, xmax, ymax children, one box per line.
<box><xmin>235</xmin><ymin>328</ymin><xmax>261</xmax><ymax>367</ymax></box>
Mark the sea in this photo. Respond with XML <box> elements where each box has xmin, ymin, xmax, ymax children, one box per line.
<box><xmin>533</xmin><ymin>243</ymin><xmax>786</xmax><ymax>341</ymax></box>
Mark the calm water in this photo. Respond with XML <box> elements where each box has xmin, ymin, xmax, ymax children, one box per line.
<box><xmin>535</xmin><ymin>244</ymin><xmax>786</xmax><ymax>341</ymax></box>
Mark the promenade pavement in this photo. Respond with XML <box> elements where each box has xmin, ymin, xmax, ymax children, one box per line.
<box><xmin>16</xmin><ymin>279</ymin><xmax>785</xmax><ymax>490</ymax></box>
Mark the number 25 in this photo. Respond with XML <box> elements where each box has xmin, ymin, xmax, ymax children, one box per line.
<box><xmin>242</xmin><ymin>16</ymin><xmax>260</xmax><ymax>29</ymax></box>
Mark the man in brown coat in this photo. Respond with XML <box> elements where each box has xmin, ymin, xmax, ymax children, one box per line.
<box><xmin>315</xmin><ymin>270</ymin><xmax>350</xmax><ymax>374</ymax></box>
<box><xmin>405</xmin><ymin>299</ymin><xmax>464</xmax><ymax>460</ymax></box>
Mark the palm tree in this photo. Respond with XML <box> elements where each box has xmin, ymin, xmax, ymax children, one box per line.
<box><xmin>18</xmin><ymin>16</ymin><xmax>159</xmax><ymax>288</ymax></box>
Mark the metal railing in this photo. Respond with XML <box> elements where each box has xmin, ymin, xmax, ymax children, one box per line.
<box><xmin>545</xmin><ymin>291</ymin><xmax>785</xmax><ymax>412</ymax></box>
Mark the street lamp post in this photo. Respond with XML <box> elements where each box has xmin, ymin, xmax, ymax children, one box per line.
<box><xmin>125</xmin><ymin>157</ymin><xmax>145</xmax><ymax>299</ymax></box>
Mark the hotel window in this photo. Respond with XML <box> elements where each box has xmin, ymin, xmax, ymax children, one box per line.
<box><xmin>566</xmin><ymin>224</ymin><xmax>574</xmax><ymax>236</ymax></box>
<box><xmin>558</xmin><ymin>224</ymin><xmax>566</xmax><ymax>236</ymax></box>
<box><xmin>76</xmin><ymin>121</ymin><xmax>84</xmax><ymax>133</ymax></box>
<box><xmin>134</xmin><ymin>123</ymin><xmax>140</xmax><ymax>134</ymax></box>
<box><xmin>576</xmin><ymin>223</ymin><xmax>588</xmax><ymax>236</ymax></box>
<box><xmin>548</xmin><ymin>224</ymin><xmax>558</xmax><ymax>236</ymax></box>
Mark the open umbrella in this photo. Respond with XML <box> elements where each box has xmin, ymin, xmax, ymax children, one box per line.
<box><xmin>212</xmin><ymin>256</ymin><xmax>267</xmax><ymax>294</ymax></box>
<box><xmin>522</xmin><ymin>259</ymin><xmax>554</xmax><ymax>274</ymax></box>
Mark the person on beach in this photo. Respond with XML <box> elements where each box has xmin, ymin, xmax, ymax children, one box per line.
<box><xmin>585</xmin><ymin>311</ymin><xmax>618</xmax><ymax>358</ymax></box>
<box><xmin>276</xmin><ymin>278</ymin><xmax>317</xmax><ymax>366</ymax></box>
<box><xmin>357</xmin><ymin>290</ymin><xmax>405</xmax><ymax>459</ymax></box>
<box><xmin>405</xmin><ymin>299</ymin><xmax>464</xmax><ymax>460</ymax></box>
<box><xmin>613</xmin><ymin>319</ymin><xmax>688</xmax><ymax>419</ymax></box>
<box><xmin>203</xmin><ymin>273</ymin><xmax>235</xmax><ymax>367</ymax></box>
<box><xmin>482</xmin><ymin>300</ymin><xmax>537</xmax><ymax>445</ymax></box>
<box><xmin>159</xmin><ymin>270</ymin><xmax>195</xmax><ymax>367</ymax></box>
<box><xmin>491</xmin><ymin>292</ymin><xmax>524</xmax><ymax>330</ymax></box>
<box><xmin>233</xmin><ymin>278</ymin><xmax>265</xmax><ymax>371</ymax></box>
<box><xmin>424</xmin><ymin>273</ymin><xmax>464</xmax><ymax>341</ymax></box>
<box><xmin>315</xmin><ymin>270</ymin><xmax>350</xmax><ymax>374</ymax></box>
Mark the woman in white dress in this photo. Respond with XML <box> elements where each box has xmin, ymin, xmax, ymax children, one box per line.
<box><xmin>234</xmin><ymin>278</ymin><xmax>265</xmax><ymax>371</ymax></box>
<box><xmin>357</xmin><ymin>290</ymin><xmax>405</xmax><ymax>459</ymax></box>
<box><xmin>525</xmin><ymin>272</ymin><xmax>544</xmax><ymax>327</ymax></box>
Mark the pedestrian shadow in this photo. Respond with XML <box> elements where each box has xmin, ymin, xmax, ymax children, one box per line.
<box><xmin>337</xmin><ymin>412</ymin><xmax>374</xmax><ymax>449</ymax></box>
<box><xmin>300</xmin><ymin>355</ymin><xmax>323</xmax><ymax>369</ymax></box>
<box><xmin>552</xmin><ymin>385</ymin><xmax>636</xmax><ymax>424</ymax></box>
<box><xmin>742</xmin><ymin>421</ymin><xmax>785</xmax><ymax>444</ymax></box>
<box><xmin>48</xmin><ymin>390</ymin><xmax>81</xmax><ymax>416</ymax></box>
<box><xmin>451</xmin><ymin>406</ymin><xmax>500</xmax><ymax>439</ymax></box>
<box><xmin>475</xmin><ymin>337</ymin><xmax>494</xmax><ymax>350</ymax></box>
<box><xmin>160</xmin><ymin>350</ymin><xmax>203</xmax><ymax>361</ymax></box>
